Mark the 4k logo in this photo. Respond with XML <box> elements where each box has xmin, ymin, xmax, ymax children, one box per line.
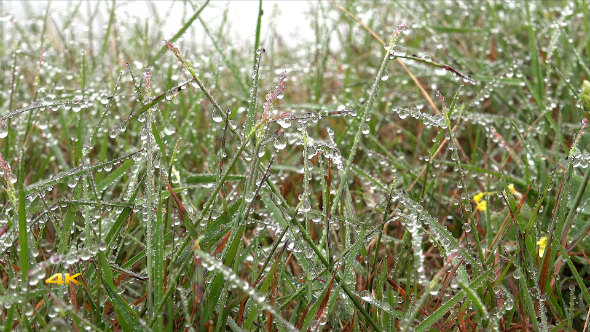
<box><xmin>45</xmin><ymin>273</ymin><xmax>82</xmax><ymax>286</ymax></box>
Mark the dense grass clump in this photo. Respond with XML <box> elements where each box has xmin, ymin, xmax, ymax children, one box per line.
<box><xmin>1</xmin><ymin>1</ymin><xmax>590</xmax><ymax>331</ymax></box>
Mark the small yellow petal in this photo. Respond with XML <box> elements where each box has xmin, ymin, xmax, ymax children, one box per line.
<box><xmin>537</xmin><ymin>236</ymin><xmax>547</xmax><ymax>257</ymax></box>
<box><xmin>476</xmin><ymin>200</ymin><xmax>487</xmax><ymax>211</ymax></box>
<box><xmin>508</xmin><ymin>184</ymin><xmax>523</xmax><ymax>200</ymax></box>
<box><xmin>508</xmin><ymin>184</ymin><xmax>515</xmax><ymax>194</ymax></box>
<box><xmin>473</xmin><ymin>192</ymin><xmax>484</xmax><ymax>203</ymax></box>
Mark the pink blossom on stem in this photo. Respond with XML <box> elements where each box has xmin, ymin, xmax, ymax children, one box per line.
<box><xmin>0</xmin><ymin>152</ymin><xmax>11</xmax><ymax>176</ymax></box>
<box><xmin>263</xmin><ymin>71</ymin><xmax>287</xmax><ymax>118</ymax></box>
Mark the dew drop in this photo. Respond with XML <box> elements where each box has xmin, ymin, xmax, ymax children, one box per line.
<box><xmin>360</xmin><ymin>290</ymin><xmax>373</xmax><ymax>302</ymax></box>
<box><xmin>212</xmin><ymin>108</ymin><xmax>223</xmax><ymax>123</ymax></box>
<box><xmin>300</xmin><ymin>196</ymin><xmax>311</xmax><ymax>212</ymax></box>
<box><xmin>165</xmin><ymin>90</ymin><xmax>175</xmax><ymax>101</ymax></box>
<box><xmin>273</xmin><ymin>134</ymin><xmax>287</xmax><ymax>150</ymax></box>
<box><xmin>361</xmin><ymin>123</ymin><xmax>370</xmax><ymax>135</ymax></box>
<box><xmin>392</xmin><ymin>45</ymin><xmax>406</xmax><ymax>57</ymax></box>
<box><xmin>277</xmin><ymin>117</ymin><xmax>291</xmax><ymax>128</ymax></box>
<box><xmin>0</xmin><ymin>121</ymin><xmax>8</xmax><ymax>138</ymax></box>
<box><xmin>67</xmin><ymin>177</ymin><xmax>78</xmax><ymax>188</ymax></box>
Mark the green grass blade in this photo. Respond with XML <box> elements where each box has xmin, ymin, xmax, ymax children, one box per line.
<box><xmin>99</xmin><ymin>253</ymin><xmax>145</xmax><ymax>332</ymax></box>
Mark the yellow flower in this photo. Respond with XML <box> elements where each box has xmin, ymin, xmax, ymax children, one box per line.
<box><xmin>473</xmin><ymin>191</ymin><xmax>495</xmax><ymax>212</ymax></box>
<box><xmin>508</xmin><ymin>184</ymin><xmax>523</xmax><ymax>200</ymax></box>
<box><xmin>537</xmin><ymin>236</ymin><xmax>547</xmax><ymax>257</ymax></box>
<box><xmin>476</xmin><ymin>200</ymin><xmax>487</xmax><ymax>212</ymax></box>
<box><xmin>473</xmin><ymin>192</ymin><xmax>484</xmax><ymax>203</ymax></box>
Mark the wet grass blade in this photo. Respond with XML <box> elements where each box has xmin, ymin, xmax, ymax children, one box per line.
<box><xmin>99</xmin><ymin>253</ymin><xmax>145</xmax><ymax>332</ymax></box>
<box><xmin>415</xmin><ymin>269</ymin><xmax>491</xmax><ymax>332</ymax></box>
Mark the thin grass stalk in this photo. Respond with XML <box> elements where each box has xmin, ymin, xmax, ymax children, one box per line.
<box><xmin>330</xmin><ymin>25</ymin><xmax>404</xmax><ymax>218</ymax></box>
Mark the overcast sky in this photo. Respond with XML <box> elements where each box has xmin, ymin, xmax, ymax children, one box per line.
<box><xmin>6</xmin><ymin>1</ymin><xmax>318</xmax><ymax>46</ymax></box>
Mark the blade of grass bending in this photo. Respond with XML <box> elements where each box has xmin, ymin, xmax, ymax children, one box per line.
<box><xmin>164</xmin><ymin>40</ymin><xmax>294</xmax><ymax>219</ymax></box>
<box><xmin>415</xmin><ymin>269</ymin><xmax>491</xmax><ymax>332</ymax></box>
<box><xmin>169</xmin><ymin>117</ymin><xmax>269</xmax><ymax>266</ymax></box>
<box><xmin>458</xmin><ymin>279</ymin><xmax>489</xmax><ymax>321</ymax></box>
<box><xmin>330</xmin><ymin>26</ymin><xmax>403</xmax><ymax>219</ymax></box>
<box><xmin>26</xmin><ymin>149</ymin><xmax>144</xmax><ymax>195</ymax></box>
<box><xmin>152</xmin><ymin>1</ymin><xmax>209</xmax><ymax>62</ymax></box>
<box><xmin>96</xmin><ymin>159</ymin><xmax>134</xmax><ymax>192</ymax></box>
<box><xmin>337</xmin><ymin>6</ymin><xmax>445</xmax><ymax>113</ymax></box>
<box><xmin>557</xmin><ymin>244</ymin><xmax>590</xmax><ymax>304</ymax></box>
<box><xmin>99</xmin><ymin>253</ymin><xmax>145</xmax><ymax>332</ymax></box>
<box><xmin>288</xmin><ymin>210</ymin><xmax>383</xmax><ymax>331</ymax></box>
<box><xmin>243</xmin><ymin>244</ymin><xmax>284</xmax><ymax>330</ymax></box>
<box><xmin>214</xmin><ymin>153</ymin><xmax>277</xmax><ymax>330</ymax></box>
<box><xmin>300</xmin><ymin>268</ymin><xmax>339</xmax><ymax>331</ymax></box>
<box><xmin>194</xmin><ymin>249</ymin><xmax>297</xmax><ymax>332</ymax></box>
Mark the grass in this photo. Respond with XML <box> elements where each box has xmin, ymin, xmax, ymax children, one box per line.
<box><xmin>1</xmin><ymin>0</ymin><xmax>590</xmax><ymax>331</ymax></box>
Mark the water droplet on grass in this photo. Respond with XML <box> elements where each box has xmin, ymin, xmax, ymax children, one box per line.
<box><xmin>212</xmin><ymin>108</ymin><xmax>222</xmax><ymax>123</ymax></box>
<box><xmin>72</xmin><ymin>98</ymin><xmax>82</xmax><ymax>112</ymax></box>
<box><xmin>360</xmin><ymin>290</ymin><xmax>373</xmax><ymax>302</ymax></box>
<box><xmin>0</xmin><ymin>122</ymin><xmax>8</xmax><ymax>138</ymax></box>
<box><xmin>392</xmin><ymin>45</ymin><xmax>406</xmax><ymax>57</ymax></box>
<box><xmin>165</xmin><ymin>90</ymin><xmax>175</xmax><ymax>100</ymax></box>
<box><xmin>274</xmin><ymin>134</ymin><xmax>287</xmax><ymax>150</ymax></box>
<box><xmin>277</xmin><ymin>117</ymin><xmax>291</xmax><ymax>128</ymax></box>
<box><xmin>164</xmin><ymin>126</ymin><xmax>176</xmax><ymax>135</ymax></box>
<box><xmin>67</xmin><ymin>177</ymin><xmax>78</xmax><ymax>188</ymax></box>
<box><xmin>361</xmin><ymin>123</ymin><xmax>370</xmax><ymax>134</ymax></box>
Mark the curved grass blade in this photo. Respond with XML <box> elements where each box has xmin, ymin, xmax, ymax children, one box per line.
<box><xmin>99</xmin><ymin>253</ymin><xmax>146</xmax><ymax>332</ymax></box>
<box><xmin>415</xmin><ymin>269</ymin><xmax>491</xmax><ymax>332</ymax></box>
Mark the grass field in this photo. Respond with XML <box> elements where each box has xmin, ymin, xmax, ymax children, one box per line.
<box><xmin>1</xmin><ymin>1</ymin><xmax>590</xmax><ymax>331</ymax></box>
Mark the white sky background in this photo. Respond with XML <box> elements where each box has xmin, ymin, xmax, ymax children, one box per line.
<box><xmin>6</xmin><ymin>1</ymin><xmax>320</xmax><ymax>49</ymax></box>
